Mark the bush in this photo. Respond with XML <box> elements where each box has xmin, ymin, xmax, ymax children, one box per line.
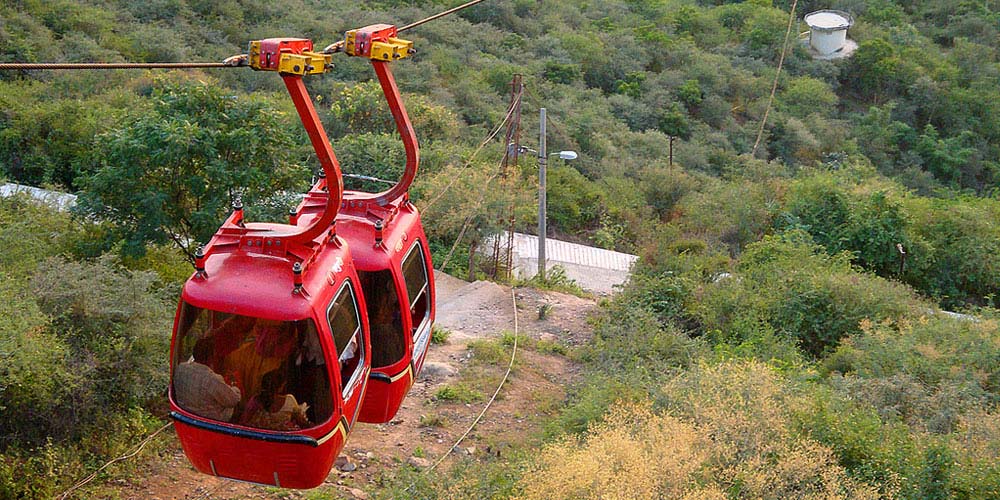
<box><xmin>695</xmin><ymin>231</ymin><xmax>924</xmax><ymax>357</ymax></box>
<box><xmin>677</xmin><ymin>178</ymin><xmax>779</xmax><ymax>255</ymax></box>
<box><xmin>583</xmin><ymin>301</ymin><xmax>704</xmax><ymax>374</ymax></box>
<box><xmin>522</xmin><ymin>362</ymin><xmax>883</xmax><ymax>500</ymax></box>
<box><xmin>0</xmin><ymin>195</ymin><xmax>93</xmax><ymax>278</ymax></box>
<box><xmin>434</xmin><ymin>383</ymin><xmax>484</xmax><ymax>404</ymax></box>
<box><xmin>327</xmin><ymin>81</ymin><xmax>460</xmax><ymax>143</ymax></box>
<box><xmin>0</xmin><ymin>255</ymin><xmax>173</xmax><ymax>446</ymax></box>
<box><xmin>823</xmin><ymin>315</ymin><xmax>1000</xmax><ymax>433</ymax></box>
<box><xmin>904</xmin><ymin>196</ymin><xmax>1000</xmax><ymax>308</ymax></box>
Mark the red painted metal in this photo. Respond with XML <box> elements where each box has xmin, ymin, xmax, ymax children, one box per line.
<box><xmin>170</xmin><ymin>243</ymin><xmax>368</xmax><ymax>488</ymax></box>
<box><xmin>168</xmin><ymin>28</ymin><xmax>434</xmax><ymax>488</ymax></box>
<box><xmin>346</xmin><ymin>25</ymin><xmax>398</xmax><ymax>59</ymax></box>
<box><xmin>338</xmin><ymin>58</ymin><xmax>434</xmax><ymax>423</ymax></box>
<box><xmin>338</xmin><ymin>197</ymin><xmax>435</xmax><ymax>423</ymax></box>
<box><xmin>288</xmin><ymin>56</ymin><xmax>433</xmax><ymax>423</ymax></box>
<box><xmin>256</xmin><ymin>38</ymin><xmax>314</xmax><ymax>71</ymax></box>
<box><xmin>169</xmin><ymin>64</ymin><xmax>364</xmax><ymax>488</ymax></box>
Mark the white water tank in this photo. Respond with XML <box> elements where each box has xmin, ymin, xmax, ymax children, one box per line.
<box><xmin>804</xmin><ymin>10</ymin><xmax>853</xmax><ymax>55</ymax></box>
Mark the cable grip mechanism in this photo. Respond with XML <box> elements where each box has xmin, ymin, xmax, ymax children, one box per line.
<box><xmin>345</xmin><ymin>25</ymin><xmax>414</xmax><ymax>61</ymax></box>
<box><xmin>248</xmin><ymin>38</ymin><xmax>332</xmax><ymax>75</ymax></box>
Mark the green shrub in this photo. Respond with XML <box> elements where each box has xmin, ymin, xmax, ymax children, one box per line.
<box><xmin>823</xmin><ymin>315</ymin><xmax>1000</xmax><ymax>433</ymax></box>
<box><xmin>0</xmin><ymin>255</ymin><xmax>174</xmax><ymax>447</ymax></box>
<box><xmin>431</xmin><ymin>327</ymin><xmax>451</xmax><ymax>345</ymax></box>
<box><xmin>696</xmin><ymin>231</ymin><xmax>924</xmax><ymax>357</ymax></box>
<box><xmin>435</xmin><ymin>383</ymin><xmax>484</xmax><ymax>404</ymax></box>
<box><xmin>904</xmin><ymin>195</ymin><xmax>1000</xmax><ymax>308</ymax></box>
<box><xmin>468</xmin><ymin>338</ymin><xmax>507</xmax><ymax>365</ymax></box>
<box><xmin>522</xmin><ymin>265</ymin><xmax>587</xmax><ymax>297</ymax></box>
<box><xmin>677</xmin><ymin>178</ymin><xmax>779</xmax><ymax>255</ymax></box>
<box><xmin>583</xmin><ymin>300</ymin><xmax>705</xmax><ymax>374</ymax></box>
<box><xmin>792</xmin><ymin>385</ymin><xmax>921</xmax><ymax>496</ymax></box>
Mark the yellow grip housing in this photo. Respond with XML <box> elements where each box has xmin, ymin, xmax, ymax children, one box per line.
<box><xmin>345</xmin><ymin>25</ymin><xmax>413</xmax><ymax>61</ymax></box>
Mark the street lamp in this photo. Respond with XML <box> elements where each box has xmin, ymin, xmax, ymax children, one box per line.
<box><xmin>518</xmin><ymin>108</ymin><xmax>577</xmax><ymax>281</ymax></box>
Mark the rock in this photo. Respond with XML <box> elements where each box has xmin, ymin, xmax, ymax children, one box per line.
<box><xmin>348</xmin><ymin>487</ymin><xmax>369</xmax><ymax>499</ymax></box>
<box><xmin>335</xmin><ymin>455</ymin><xmax>357</xmax><ymax>472</ymax></box>
<box><xmin>464</xmin><ymin>446</ymin><xmax>477</xmax><ymax>455</ymax></box>
<box><xmin>407</xmin><ymin>456</ymin><xmax>432</xmax><ymax>468</ymax></box>
<box><xmin>365</xmin><ymin>451</ymin><xmax>376</xmax><ymax>460</ymax></box>
<box><xmin>420</xmin><ymin>361</ymin><xmax>458</xmax><ymax>380</ymax></box>
<box><xmin>539</xmin><ymin>332</ymin><xmax>557</xmax><ymax>342</ymax></box>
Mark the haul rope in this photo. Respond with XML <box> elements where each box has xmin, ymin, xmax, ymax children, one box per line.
<box><xmin>0</xmin><ymin>62</ymin><xmax>233</xmax><ymax>70</ymax></box>
<box><xmin>323</xmin><ymin>0</ymin><xmax>491</xmax><ymax>53</ymax></box>
<box><xmin>1</xmin><ymin>0</ymin><xmax>492</xmax><ymax>70</ymax></box>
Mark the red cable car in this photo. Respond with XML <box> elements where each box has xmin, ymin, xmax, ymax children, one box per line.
<box><xmin>168</xmin><ymin>29</ymin><xmax>427</xmax><ymax>489</ymax></box>
<box><xmin>293</xmin><ymin>25</ymin><xmax>435</xmax><ymax>424</ymax></box>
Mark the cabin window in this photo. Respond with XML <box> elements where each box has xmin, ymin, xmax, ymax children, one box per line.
<box><xmin>171</xmin><ymin>303</ymin><xmax>333</xmax><ymax>431</ymax></box>
<box><xmin>327</xmin><ymin>282</ymin><xmax>365</xmax><ymax>398</ymax></box>
<box><xmin>358</xmin><ymin>270</ymin><xmax>406</xmax><ymax>369</ymax></box>
<box><xmin>401</xmin><ymin>241</ymin><xmax>430</xmax><ymax>334</ymax></box>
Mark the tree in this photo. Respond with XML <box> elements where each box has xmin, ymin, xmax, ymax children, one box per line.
<box><xmin>677</xmin><ymin>79</ymin><xmax>703</xmax><ymax>108</ymax></box>
<box><xmin>658</xmin><ymin>103</ymin><xmax>692</xmax><ymax>167</ymax></box>
<box><xmin>78</xmin><ymin>79</ymin><xmax>306</xmax><ymax>259</ymax></box>
<box><xmin>915</xmin><ymin>124</ymin><xmax>977</xmax><ymax>186</ymax></box>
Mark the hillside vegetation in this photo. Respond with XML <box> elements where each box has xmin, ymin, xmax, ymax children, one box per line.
<box><xmin>3</xmin><ymin>0</ymin><xmax>1000</xmax><ymax>498</ymax></box>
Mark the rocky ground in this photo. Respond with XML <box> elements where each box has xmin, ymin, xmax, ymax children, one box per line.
<box><xmin>115</xmin><ymin>273</ymin><xmax>597</xmax><ymax>499</ymax></box>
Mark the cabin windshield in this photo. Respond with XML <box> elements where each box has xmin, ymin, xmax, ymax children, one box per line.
<box><xmin>359</xmin><ymin>269</ymin><xmax>405</xmax><ymax>369</ymax></box>
<box><xmin>172</xmin><ymin>303</ymin><xmax>334</xmax><ymax>431</ymax></box>
<box><xmin>327</xmin><ymin>282</ymin><xmax>365</xmax><ymax>398</ymax></box>
<box><xmin>401</xmin><ymin>241</ymin><xmax>430</xmax><ymax>333</ymax></box>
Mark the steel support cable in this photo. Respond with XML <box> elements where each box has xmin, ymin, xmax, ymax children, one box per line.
<box><xmin>57</xmin><ymin>422</ymin><xmax>172</xmax><ymax>499</ymax></box>
<box><xmin>751</xmin><ymin>0</ymin><xmax>799</xmax><ymax>156</ymax></box>
<box><xmin>1</xmin><ymin>0</ymin><xmax>491</xmax><ymax>70</ymax></box>
<box><xmin>0</xmin><ymin>62</ymin><xmax>233</xmax><ymax>70</ymax></box>
<box><xmin>322</xmin><ymin>0</ymin><xmax>491</xmax><ymax>54</ymax></box>
<box><xmin>408</xmin><ymin>287</ymin><xmax>519</xmax><ymax>490</ymax></box>
<box><xmin>420</xmin><ymin>89</ymin><xmax>522</xmax><ymax>214</ymax></box>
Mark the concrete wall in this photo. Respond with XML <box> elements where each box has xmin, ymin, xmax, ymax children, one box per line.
<box><xmin>485</xmin><ymin>232</ymin><xmax>638</xmax><ymax>295</ymax></box>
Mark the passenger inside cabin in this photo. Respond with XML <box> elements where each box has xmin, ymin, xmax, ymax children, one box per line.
<box><xmin>173</xmin><ymin>338</ymin><xmax>242</xmax><ymax>422</ymax></box>
<box><xmin>221</xmin><ymin>318</ymin><xmax>297</xmax><ymax>407</ymax></box>
<box><xmin>290</xmin><ymin>322</ymin><xmax>332</xmax><ymax>424</ymax></box>
<box><xmin>173</xmin><ymin>305</ymin><xmax>336</xmax><ymax>429</ymax></box>
<box><xmin>240</xmin><ymin>369</ymin><xmax>311</xmax><ymax>431</ymax></box>
<box><xmin>363</xmin><ymin>272</ymin><xmax>405</xmax><ymax>367</ymax></box>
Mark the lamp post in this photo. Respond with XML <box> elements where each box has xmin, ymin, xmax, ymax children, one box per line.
<box><xmin>538</xmin><ymin>108</ymin><xmax>547</xmax><ymax>281</ymax></box>
<box><xmin>521</xmin><ymin>108</ymin><xmax>577</xmax><ymax>281</ymax></box>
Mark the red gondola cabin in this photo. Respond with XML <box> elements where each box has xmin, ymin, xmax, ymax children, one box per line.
<box><xmin>167</xmin><ymin>32</ymin><xmax>418</xmax><ymax>489</ymax></box>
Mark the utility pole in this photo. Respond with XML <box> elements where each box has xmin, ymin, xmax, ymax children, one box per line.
<box><xmin>538</xmin><ymin>107</ymin><xmax>547</xmax><ymax>281</ymax></box>
<box><xmin>492</xmin><ymin>75</ymin><xmax>523</xmax><ymax>280</ymax></box>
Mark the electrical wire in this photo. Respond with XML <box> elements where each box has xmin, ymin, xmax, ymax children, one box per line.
<box><xmin>57</xmin><ymin>422</ymin><xmax>172</xmax><ymax>499</ymax></box>
<box><xmin>421</xmin><ymin>89</ymin><xmax>522</xmax><ymax>214</ymax></box>
<box><xmin>407</xmin><ymin>286</ymin><xmax>519</xmax><ymax>490</ymax></box>
<box><xmin>436</xmin><ymin>160</ymin><xmax>505</xmax><ymax>272</ymax></box>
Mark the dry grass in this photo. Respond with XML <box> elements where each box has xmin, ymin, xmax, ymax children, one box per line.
<box><xmin>518</xmin><ymin>361</ymin><xmax>885</xmax><ymax>500</ymax></box>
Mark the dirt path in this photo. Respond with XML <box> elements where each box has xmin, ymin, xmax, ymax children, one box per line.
<box><xmin>114</xmin><ymin>274</ymin><xmax>596</xmax><ymax>499</ymax></box>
